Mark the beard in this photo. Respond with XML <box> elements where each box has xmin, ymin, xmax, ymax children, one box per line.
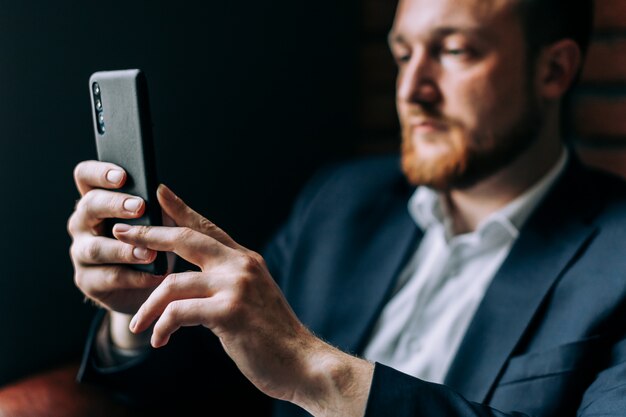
<box><xmin>400</xmin><ymin>100</ymin><xmax>544</xmax><ymax>191</ymax></box>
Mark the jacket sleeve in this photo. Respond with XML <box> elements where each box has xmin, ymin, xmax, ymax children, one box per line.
<box><xmin>77</xmin><ymin>309</ymin><xmax>271</xmax><ymax>415</ymax></box>
<box><xmin>365</xmin><ymin>363</ymin><xmax>530</xmax><ymax>417</ymax></box>
<box><xmin>365</xmin><ymin>335</ymin><xmax>626</xmax><ymax>417</ymax></box>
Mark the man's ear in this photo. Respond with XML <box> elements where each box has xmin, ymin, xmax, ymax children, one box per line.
<box><xmin>535</xmin><ymin>39</ymin><xmax>582</xmax><ymax>100</ymax></box>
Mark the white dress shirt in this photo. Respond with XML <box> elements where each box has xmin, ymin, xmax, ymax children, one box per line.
<box><xmin>362</xmin><ymin>150</ymin><xmax>568</xmax><ymax>383</ymax></box>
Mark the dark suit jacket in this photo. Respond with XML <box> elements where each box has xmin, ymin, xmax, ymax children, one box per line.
<box><xmin>79</xmin><ymin>152</ymin><xmax>626</xmax><ymax>417</ymax></box>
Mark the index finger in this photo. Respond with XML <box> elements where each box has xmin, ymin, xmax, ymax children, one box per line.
<box><xmin>112</xmin><ymin>224</ymin><xmax>230</xmax><ymax>269</ymax></box>
<box><xmin>74</xmin><ymin>160</ymin><xmax>127</xmax><ymax>196</ymax></box>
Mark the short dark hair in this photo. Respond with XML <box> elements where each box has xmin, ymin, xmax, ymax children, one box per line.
<box><xmin>516</xmin><ymin>0</ymin><xmax>594</xmax><ymax>61</ymax></box>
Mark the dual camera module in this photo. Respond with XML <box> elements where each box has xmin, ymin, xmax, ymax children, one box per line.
<box><xmin>92</xmin><ymin>82</ymin><xmax>105</xmax><ymax>134</ymax></box>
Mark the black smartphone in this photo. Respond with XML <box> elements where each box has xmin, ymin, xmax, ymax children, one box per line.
<box><xmin>89</xmin><ymin>68</ymin><xmax>167</xmax><ymax>276</ymax></box>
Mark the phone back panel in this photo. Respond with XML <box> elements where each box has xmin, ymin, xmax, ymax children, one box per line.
<box><xmin>89</xmin><ymin>69</ymin><xmax>167</xmax><ymax>275</ymax></box>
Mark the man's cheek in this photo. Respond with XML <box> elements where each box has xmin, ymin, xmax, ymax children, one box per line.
<box><xmin>397</xmin><ymin>105</ymin><xmax>412</xmax><ymax>127</ymax></box>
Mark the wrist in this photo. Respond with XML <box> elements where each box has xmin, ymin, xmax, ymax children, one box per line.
<box><xmin>295</xmin><ymin>341</ymin><xmax>374</xmax><ymax>417</ymax></box>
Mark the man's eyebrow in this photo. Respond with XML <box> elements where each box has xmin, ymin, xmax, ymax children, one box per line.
<box><xmin>433</xmin><ymin>27</ymin><xmax>486</xmax><ymax>37</ymax></box>
<box><xmin>388</xmin><ymin>32</ymin><xmax>402</xmax><ymax>47</ymax></box>
<box><xmin>388</xmin><ymin>26</ymin><xmax>488</xmax><ymax>47</ymax></box>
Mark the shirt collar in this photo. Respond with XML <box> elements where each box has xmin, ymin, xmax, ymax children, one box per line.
<box><xmin>409</xmin><ymin>148</ymin><xmax>570</xmax><ymax>239</ymax></box>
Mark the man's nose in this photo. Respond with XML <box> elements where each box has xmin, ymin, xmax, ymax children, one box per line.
<box><xmin>396</xmin><ymin>51</ymin><xmax>441</xmax><ymax>105</ymax></box>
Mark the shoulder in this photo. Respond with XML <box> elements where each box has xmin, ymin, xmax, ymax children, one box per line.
<box><xmin>576</xmin><ymin>163</ymin><xmax>626</xmax><ymax>221</ymax></box>
<box><xmin>541</xmin><ymin>155</ymin><xmax>626</xmax><ymax>225</ymax></box>
<box><xmin>262</xmin><ymin>152</ymin><xmax>415</xmax><ymax>280</ymax></box>
<box><xmin>294</xmin><ymin>152</ymin><xmax>415</xmax><ymax>217</ymax></box>
<box><xmin>314</xmin><ymin>152</ymin><xmax>404</xmax><ymax>186</ymax></box>
<box><xmin>301</xmin><ymin>152</ymin><xmax>410</xmax><ymax>202</ymax></box>
<box><xmin>282</xmin><ymin>152</ymin><xmax>414</xmax><ymax>233</ymax></box>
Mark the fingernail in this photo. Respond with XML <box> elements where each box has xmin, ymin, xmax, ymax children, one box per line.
<box><xmin>106</xmin><ymin>170</ymin><xmax>124</xmax><ymax>185</ymax></box>
<box><xmin>114</xmin><ymin>223</ymin><xmax>131</xmax><ymax>233</ymax></box>
<box><xmin>129</xmin><ymin>316</ymin><xmax>138</xmax><ymax>332</ymax></box>
<box><xmin>158</xmin><ymin>184</ymin><xmax>175</xmax><ymax>201</ymax></box>
<box><xmin>133</xmin><ymin>247</ymin><xmax>151</xmax><ymax>260</ymax></box>
<box><xmin>123</xmin><ymin>198</ymin><xmax>142</xmax><ymax>213</ymax></box>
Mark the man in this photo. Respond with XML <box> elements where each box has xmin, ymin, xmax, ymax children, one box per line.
<box><xmin>68</xmin><ymin>0</ymin><xmax>626</xmax><ymax>415</ymax></box>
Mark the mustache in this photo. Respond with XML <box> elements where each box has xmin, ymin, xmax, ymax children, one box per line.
<box><xmin>401</xmin><ymin>105</ymin><xmax>455</xmax><ymax>124</ymax></box>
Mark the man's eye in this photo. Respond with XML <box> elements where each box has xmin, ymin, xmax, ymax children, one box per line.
<box><xmin>394</xmin><ymin>54</ymin><xmax>411</xmax><ymax>65</ymax></box>
<box><xmin>443</xmin><ymin>48</ymin><xmax>468</xmax><ymax>56</ymax></box>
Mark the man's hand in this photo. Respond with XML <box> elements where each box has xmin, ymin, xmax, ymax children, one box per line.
<box><xmin>116</xmin><ymin>184</ymin><xmax>374</xmax><ymax>416</ymax></box>
<box><xmin>67</xmin><ymin>160</ymin><xmax>165</xmax><ymax>314</ymax></box>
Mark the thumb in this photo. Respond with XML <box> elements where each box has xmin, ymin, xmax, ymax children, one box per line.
<box><xmin>156</xmin><ymin>184</ymin><xmax>240</xmax><ymax>249</ymax></box>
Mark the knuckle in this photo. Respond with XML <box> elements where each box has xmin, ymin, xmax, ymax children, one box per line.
<box><xmin>84</xmin><ymin>241</ymin><xmax>102</xmax><ymax>263</ymax></box>
<box><xmin>162</xmin><ymin>273</ymin><xmax>180</xmax><ymax>291</ymax></box>
<box><xmin>164</xmin><ymin>301</ymin><xmax>182</xmax><ymax>320</ymax></box>
<box><xmin>134</xmin><ymin>225</ymin><xmax>151</xmax><ymax>241</ymax></box>
<box><xmin>67</xmin><ymin>213</ymin><xmax>79</xmax><ymax>236</ymax></box>
<box><xmin>73</xmin><ymin>271</ymin><xmax>84</xmax><ymax>289</ymax></box>
<box><xmin>239</xmin><ymin>251</ymin><xmax>264</xmax><ymax>274</ymax></box>
<box><xmin>197</xmin><ymin>217</ymin><xmax>215</xmax><ymax>234</ymax></box>
<box><xmin>81</xmin><ymin>189</ymin><xmax>123</xmax><ymax>219</ymax></box>
<box><xmin>74</xmin><ymin>191</ymin><xmax>90</xmax><ymax>212</ymax></box>
<box><xmin>78</xmin><ymin>190</ymin><xmax>101</xmax><ymax>218</ymax></box>
<box><xmin>73</xmin><ymin>161</ymin><xmax>88</xmax><ymax>186</ymax></box>
<box><xmin>104</xmin><ymin>194</ymin><xmax>120</xmax><ymax>213</ymax></box>
<box><xmin>178</xmin><ymin>227</ymin><xmax>195</xmax><ymax>241</ymax></box>
<box><xmin>120</xmin><ymin>244</ymin><xmax>136</xmax><ymax>263</ymax></box>
<box><xmin>103</xmin><ymin>192</ymin><xmax>127</xmax><ymax>216</ymax></box>
<box><xmin>69</xmin><ymin>242</ymin><xmax>81</xmax><ymax>262</ymax></box>
<box><xmin>73</xmin><ymin>267</ymin><xmax>93</xmax><ymax>295</ymax></box>
<box><xmin>249</xmin><ymin>251</ymin><xmax>266</xmax><ymax>267</ymax></box>
<box><xmin>103</xmin><ymin>266</ymin><xmax>123</xmax><ymax>289</ymax></box>
<box><xmin>134</xmin><ymin>271</ymin><xmax>154</xmax><ymax>289</ymax></box>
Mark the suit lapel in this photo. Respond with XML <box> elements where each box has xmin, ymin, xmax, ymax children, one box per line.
<box><xmin>444</xmin><ymin>159</ymin><xmax>599</xmax><ymax>401</ymax></box>
<box><xmin>352</xmin><ymin>197</ymin><xmax>422</xmax><ymax>353</ymax></box>
<box><xmin>331</xmin><ymin>180</ymin><xmax>423</xmax><ymax>354</ymax></box>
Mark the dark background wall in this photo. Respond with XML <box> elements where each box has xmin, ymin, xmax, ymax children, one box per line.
<box><xmin>0</xmin><ymin>0</ymin><xmax>362</xmax><ymax>385</ymax></box>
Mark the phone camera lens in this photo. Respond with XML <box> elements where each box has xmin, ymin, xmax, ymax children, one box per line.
<box><xmin>92</xmin><ymin>81</ymin><xmax>105</xmax><ymax>135</ymax></box>
<box><xmin>96</xmin><ymin>111</ymin><xmax>106</xmax><ymax>135</ymax></box>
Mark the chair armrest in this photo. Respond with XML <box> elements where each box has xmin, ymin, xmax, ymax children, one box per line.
<box><xmin>0</xmin><ymin>361</ymin><xmax>138</xmax><ymax>417</ymax></box>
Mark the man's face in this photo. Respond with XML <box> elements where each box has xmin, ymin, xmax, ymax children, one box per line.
<box><xmin>391</xmin><ymin>0</ymin><xmax>543</xmax><ymax>190</ymax></box>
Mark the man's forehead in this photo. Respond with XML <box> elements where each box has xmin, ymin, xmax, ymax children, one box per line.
<box><xmin>391</xmin><ymin>0</ymin><xmax>518</xmax><ymax>40</ymax></box>
<box><xmin>395</xmin><ymin>0</ymin><xmax>515</xmax><ymax>17</ymax></box>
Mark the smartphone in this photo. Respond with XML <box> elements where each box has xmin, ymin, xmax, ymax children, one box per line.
<box><xmin>89</xmin><ymin>69</ymin><xmax>167</xmax><ymax>275</ymax></box>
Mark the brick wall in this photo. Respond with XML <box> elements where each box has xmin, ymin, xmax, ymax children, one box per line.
<box><xmin>575</xmin><ymin>0</ymin><xmax>626</xmax><ymax>178</ymax></box>
<box><xmin>358</xmin><ymin>0</ymin><xmax>626</xmax><ymax>179</ymax></box>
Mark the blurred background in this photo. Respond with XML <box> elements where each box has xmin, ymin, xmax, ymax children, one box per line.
<box><xmin>0</xmin><ymin>0</ymin><xmax>362</xmax><ymax>385</ymax></box>
<box><xmin>0</xmin><ymin>0</ymin><xmax>624</xmax><ymax>388</ymax></box>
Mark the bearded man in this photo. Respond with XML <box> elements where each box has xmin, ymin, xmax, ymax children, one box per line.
<box><xmin>69</xmin><ymin>0</ymin><xmax>626</xmax><ymax>415</ymax></box>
